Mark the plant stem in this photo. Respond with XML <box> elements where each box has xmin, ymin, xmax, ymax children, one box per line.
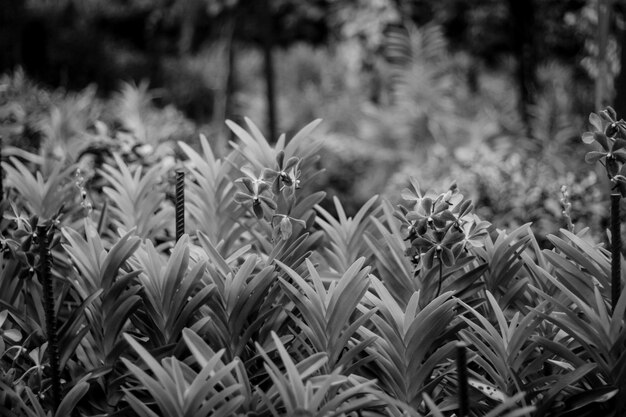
<box><xmin>175</xmin><ymin>170</ymin><xmax>185</xmax><ymax>242</ymax></box>
<box><xmin>435</xmin><ymin>258</ymin><xmax>443</xmax><ymax>298</ymax></box>
<box><xmin>456</xmin><ymin>341</ymin><xmax>469</xmax><ymax>417</ymax></box>
<box><xmin>37</xmin><ymin>225</ymin><xmax>61</xmax><ymax>411</ymax></box>
<box><xmin>0</xmin><ymin>137</ymin><xmax>3</xmax><ymax>203</ymax></box>
<box><xmin>611</xmin><ymin>193</ymin><xmax>621</xmax><ymax>312</ymax></box>
<box><xmin>97</xmin><ymin>200</ymin><xmax>108</xmax><ymax>235</ymax></box>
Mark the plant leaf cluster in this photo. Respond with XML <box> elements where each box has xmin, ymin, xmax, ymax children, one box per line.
<box><xmin>0</xmin><ymin>112</ymin><xmax>623</xmax><ymax>417</ymax></box>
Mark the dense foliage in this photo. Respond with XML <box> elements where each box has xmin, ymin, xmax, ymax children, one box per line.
<box><xmin>3</xmin><ymin>0</ymin><xmax>617</xmax><ymax>241</ymax></box>
<box><xmin>0</xmin><ymin>70</ymin><xmax>625</xmax><ymax>416</ymax></box>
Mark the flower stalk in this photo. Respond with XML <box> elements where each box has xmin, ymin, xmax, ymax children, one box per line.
<box><xmin>582</xmin><ymin>107</ymin><xmax>626</xmax><ymax>313</ymax></box>
<box><xmin>0</xmin><ymin>137</ymin><xmax>3</xmax><ymax>203</ymax></box>
<box><xmin>611</xmin><ymin>193</ymin><xmax>621</xmax><ymax>312</ymax></box>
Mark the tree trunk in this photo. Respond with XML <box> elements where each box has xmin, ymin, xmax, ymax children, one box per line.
<box><xmin>261</xmin><ymin>0</ymin><xmax>277</xmax><ymax>142</ymax></box>
<box><xmin>508</xmin><ymin>0</ymin><xmax>537</xmax><ymax>136</ymax></box>
<box><xmin>614</xmin><ymin>3</ymin><xmax>626</xmax><ymax>118</ymax></box>
<box><xmin>224</xmin><ymin>17</ymin><xmax>238</xmax><ymax>144</ymax></box>
<box><xmin>221</xmin><ymin>14</ymin><xmax>236</xmax><ymax>121</ymax></box>
<box><xmin>0</xmin><ymin>0</ymin><xmax>25</xmax><ymax>73</ymax></box>
<box><xmin>596</xmin><ymin>0</ymin><xmax>612</xmax><ymax>111</ymax></box>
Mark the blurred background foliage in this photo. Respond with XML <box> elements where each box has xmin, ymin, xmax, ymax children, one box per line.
<box><xmin>1</xmin><ymin>0</ymin><xmax>625</xmax><ymax>243</ymax></box>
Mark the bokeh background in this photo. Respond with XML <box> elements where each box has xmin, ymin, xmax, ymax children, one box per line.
<box><xmin>1</xmin><ymin>0</ymin><xmax>624</xmax><ymax>243</ymax></box>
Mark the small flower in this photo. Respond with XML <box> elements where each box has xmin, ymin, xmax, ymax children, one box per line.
<box><xmin>459</xmin><ymin>214</ymin><xmax>491</xmax><ymax>249</ymax></box>
<box><xmin>271</xmin><ymin>214</ymin><xmax>306</xmax><ymax>241</ymax></box>
<box><xmin>583</xmin><ymin>107</ymin><xmax>626</xmax><ymax>178</ymax></box>
<box><xmin>441</xmin><ymin>182</ymin><xmax>463</xmax><ymax>207</ymax></box>
<box><xmin>400</xmin><ymin>177</ymin><xmax>425</xmax><ymax>210</ymax></box>
<box><xmin>263</xmin><ymin>150</ymin><xmax>301</xmax><ymax>195</ymax></box>
<box><xmin>583</xmin><ymin>131</ymin><xmax>626</xmax><ymax>176</ymax></box>
<box><xmin>406</xmin><ymin>197</ymin><xmax>457</xmax><ymax>235</ymax></box>
<box><xmin>234</xmin><ymin>166</ymin><xmax>277</xmax><ymax>219</ymax></box>
<box><xmin>610</xmin><ymin>163</ymin><xmax>626</xmax><ymax>197</ymax></box>
<box><xmin>583</xmin><ymin>107</ymin><xmax>625</xmax><ymax>140</ymax></box>
<box><xmin>410</xmin><ymin>224</ymin><xmax>463</xmax><ymax>270</ymax></box>
<box><xmin>451</xmin><ymin>199</ymin><xmax>474</xmax><ymax>223</ymax></box>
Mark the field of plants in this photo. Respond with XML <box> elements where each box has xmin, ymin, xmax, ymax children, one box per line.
<box><xmin>0</xmin><ymin>64</ymin><xmax>625</xmax><ymax>416</ymax></box>
<box><xmin>2</xmin><ymin>1</ymin><xmax>626</xmax><ymax>415</ymax></box>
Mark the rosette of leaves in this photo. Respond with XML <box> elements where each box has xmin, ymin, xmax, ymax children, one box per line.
<box><xmin>2</xmin><ymin>155</ymin><xmax>76</xmax><ymax>222</ymax></box>
<box><xmin>196</xmin><ymin>234</ymin><xmax>277</xmax><ymax>363</ymax></box>
<box><xmin>276</xmin><ymin>257</ymin><xmax>376</xmax><ymax>375</ymax></box>
<box><xmin>99</xmin><ymin>153</ymin><xmax>173</xmax><ymax>241</ymax></box>
<box><xmin>121</xmin><ymin>332</ymin><xmax>244</xmax><ymax>417</ymax></box>
<box><xmin>128</xmin><ymin>235</ymin><xmax>214</xmax><ymax>350</ymax></box>
<box><xmin>178</xmin><ymin>134</ymin><xmax>243</xmax><ymax>252</ymax></box>
<box><xmin>359</xmin><ymin>280</ymin><xmax>459</xmax><ymax>413</ymax></box>
<box><xmin>62</xmin><ymin>221</ymin><xmax>142</xmax><ymax>409</ymax></box>
<box><xmin>256</xmin><ymin>332</ymin><xmax>381</xmax><ymax>417</ymax></box>
<box><xmin>314</xmin><ymin>195</ymin><xmax>380</xmax><ymax>275</ymax></box>
<box><xmin>363</xmin><ymin>199</ymin><xmax>416</xmax><ymax>308</ymax></box>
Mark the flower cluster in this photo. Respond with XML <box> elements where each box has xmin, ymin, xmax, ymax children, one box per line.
<box><xmin>395</xmin><ymin>178</ymin><xmax>490</xmax><ymax>271</ymax></box>
<box><xmin>233</xmin><ymin>151</ymin><xmax>305</xmax><ymax>241</ymax></box>
<box><xmin>582</xmin><ymin>106</ymin><xmax>626</xmax><ymax>196</ymax></box>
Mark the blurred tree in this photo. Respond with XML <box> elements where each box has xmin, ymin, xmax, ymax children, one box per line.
<box><xmin>0</xmin><ymin>0</ymin><xmax>25</xmax><ymax>73</ymax></box>
<box><xmin>508</xmin><ymin>0</ymin><xmax>537</xmax><ymax>135</ymax></box>
<box><xmin>5</xmin><ymin>0</ymin><xmax>597</xmax><ymax>131</ymax></box>
<box><xmin>596</xmin><ymin>0</ymin><xmax>612</xmax><ymax>110</ymax></box>
<box><xmin>211</xmin><ymin>0</ymin><xmax>329</xmax><ymax>139</ymax></box>
<box><xmin>612</xmin><ymin>2</ymin><xmax>626</xmax><ymax>118</ymax></box>
<box><xmin>261</xmin><ymin>0</ymin><xmax>277</xmax><ymax>142</ymax></box>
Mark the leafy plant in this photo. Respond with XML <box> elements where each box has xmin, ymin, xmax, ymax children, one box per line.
<box><xmin>531</xmin><ymin>265</ymin><xmax>626</xmax><ymax>415</ymax></box>
<box><xmin>456</xmin><ymin>293</ymin><xmax>547</xmax><ymax>415</ymax></box>
<box><xmin>2</xmin><ymin>156</ymin><xmax>76</xmax><ymax>221</ymax></box>
<box><xmin>0</xmin><ymin>374</ymin><xmax>91</xmax><ymax>417</ymax></box>
<box><xmin>314</xmin><ymin>196</ymin><xmax>379</xmax><ymax>275</ymax></box>
<box><xmin>129</xmin><ymin>235</ymin><xmax>213</xmax><ymax>349</ymax></box>
<box><xmin>3</xmin><ymin>104</ymin><xmax>626</xmax><ymax>417</ymax></box>
<box><xmin>256</xmin><ymin>332</ymin><xmax>382</xmax><ymax>417</ymax></box>
<box><xmin>198</xmin><ymin>233</ymin><xmax>277</xmax><ymax>362</ymax></box>
<box><xmin>178</xmin><ymin>135</ymin><xmax>243</xmax><ymax>252</ymax></box>
<box><xmin>361</xmin><ymin>279</ymin><xmax>459</xmax><ymax>412</ymax></box>
<box><xmin>99</xmin><ymin>153</ymin><xmax>173</xmax><ymax>241</ymax></box>
<box><xmin>61</xmin><ymin>220</ymin><xmax>141</xmax><ymax>410</ymax></box>
<box><xmin>364</xmin><ymin>199</ymin><xmax>416</xmax><ymax>307</ymax></box>
<box><xmin>122</xmin><ymin>332</ymin><xmax>244</xmax><ymax>417</ymax></box>
<box><xmin>277</xmin><ymin>257</ymin><xmax>375</xmax><ymax>375</ymax></box>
